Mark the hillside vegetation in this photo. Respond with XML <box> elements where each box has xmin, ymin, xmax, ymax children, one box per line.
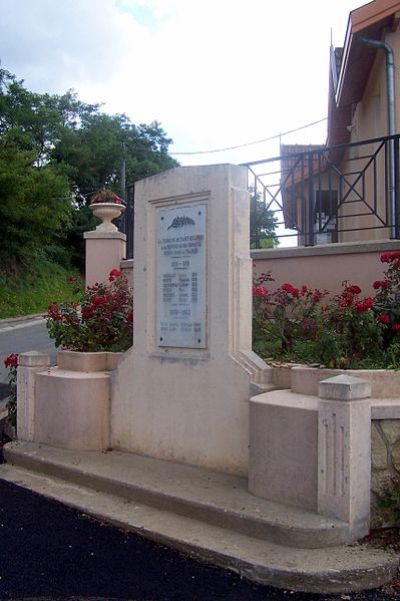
<box><xmin>0</xmin><ymin>66</ymin><xmax>177</xmax><ymax>316</ymax></box>
<box><xmin>0</xmin><ymin>259</ymin><xmax>83</xmax><ymax>319</ymax></box>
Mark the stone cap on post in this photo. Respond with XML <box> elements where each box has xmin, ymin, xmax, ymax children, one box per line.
<box><xmin>318</xmin><ymin>374</ymin><xmax>371</xmax><ymax>401</ymax></box>
<box><xmin>83</xmin><ymin>231</ymin><xmax>126</xmax><ymax>241</ymax></box>
<box><xmin>18</xmin><ymin>351</ymin><xmax>50</xmax><ymax>368</ymax></box>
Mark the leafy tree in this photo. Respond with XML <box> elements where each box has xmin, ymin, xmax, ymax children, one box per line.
<box><xmin>0</xmin><ymin>140</ymin><xmax>71</xmax><ymax>271</ymax></box>
<box><xmin>0</xmin><ymin>65</ymin><xmax>178</xmax><ymax>272</ymax></box>
<box><xmin>53</xmin><ymin>113</ymin><xmax>177</xmax><ymax>201</ymax></box>
<box><xmin>250</xmin><ymin>195</ymin><xmax>279</xmax><ymax>248</ymax></box>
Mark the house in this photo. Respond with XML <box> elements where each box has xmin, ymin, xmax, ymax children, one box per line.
<box><xmin>279</xmin><ymin>0</ymin><xmax>400</xmax><ymax>246</ymax></box>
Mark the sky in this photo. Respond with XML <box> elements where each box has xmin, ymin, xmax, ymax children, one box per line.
<box><xmin>0</xmin><ymin>0</ymin><xmax>366</xmax><ymax>166</ymax></box>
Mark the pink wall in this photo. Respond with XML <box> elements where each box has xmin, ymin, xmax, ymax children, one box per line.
<box><xmin>251</xmin><ymin>240</ymin><xmax>400</xmax><ymax>298</ymax></box>
<box><xmin>120</xmin><ymin>240</ymin><xmax>400</xmax><ymax>300</ymax></box>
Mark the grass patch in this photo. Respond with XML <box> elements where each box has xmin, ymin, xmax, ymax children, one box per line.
<box><xmin>0</xmin><ymin>260</ymin><xmax>83</xmax><ymax>319</ymax></box>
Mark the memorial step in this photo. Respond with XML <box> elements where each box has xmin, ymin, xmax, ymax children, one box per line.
<box><xmin>1</xmin><ymin>446</ymin><xmax>398</xmax><ymax>594</ymax></box>
<box><xmin>3</xmin><ymin>440</ymin><xmax>349</xmax><ymax>549</ymax></box>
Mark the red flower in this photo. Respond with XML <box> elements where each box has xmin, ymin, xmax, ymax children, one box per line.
<box><xmin>374</xmin><ymin>279</ymin><xmax>391</xmax><ymax>290</ymax></box>
<box><xmin>127</xmin><ymin>312</ymin><xmax>134</xmax><ymax>322</ymax></box>
<box><xmin>364</xmin><ymin>297</ymin><xmax>373</xmax><ymax>309</ymax></box>
<box><xmin>252</xmin><ymin>285</ymin><xmax>269</xmax><ymax>299</ymax></box>
<box><xmin>281</xmin><ymin>283</ymin><xmax>299</xmax><ymax>297</ymax></box>
<box><xmin>81</xmin><ymin>306</ymin><xmax>94</xmax><ymax>319</ymax></box>
<box><xmin>47</xmin><ymin>302</ymin><xmax>62</xmax><ymax>321</ymax></box>
<box><xmin>379</xmin><ymin>314</ymin><xmax>390</xmax><ymax>324</ymax></box>
<box><xmin>356</xmin><ymin>296</ymin><xmax>374</xmax><ymax>313</ymax></box>
<box><xmin>339</xmin><ymin>292</ymin><xmax>354</xmax><ymax>307</ymax></box>
<box><xmin>109</xmin><ymin>268</ymin><xmax>122</xmax><ymax>281</ymax></box>
<box><xmin>381</xmin><ymin>251</ymin><xmax>400</xmax><ymax>263</ymax></box>
<box><xmin>92</xmin><ymin>296</ymin><xmax>107</xmax><ymax>306</ymax></box>
<box><xmin>4</xmin><ymin>353</ymin><xmax>18</xmax><ymax>368</ymax></box>
<box><xmin>312</xmin><ymin>289</ymin><xmax>323</xmax><ymax>302</ymax></box>
<box><xmin>392</xmin><ymin>323</ymin><xmax>400</xmax><ymax>332</ymax></box>
<box><xmin>345</xmin><ymin>284</ymin><xmax>361</xmax><ymax>295</ymax></box>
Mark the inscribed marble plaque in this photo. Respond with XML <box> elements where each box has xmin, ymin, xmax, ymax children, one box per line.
<box><xmin>156</xmin><ymin>204</ymin><xmax>206</xmax><ymax>348</ymax></box>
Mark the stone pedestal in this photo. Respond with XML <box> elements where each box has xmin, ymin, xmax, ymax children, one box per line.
<box><xmin>249</xmin><ymin>391</ymin><xmax>319</xmax><ymax>510</ymax></box>
<box><xmin>84</xmin><ymin>230</ymin><xmax>126</xmax><ymax>287</ymax></box>
<box><xmin>318</xmin><ymin>375</ymin><xmax>371</xmax><ymax>540</ymax></box>
<box><xmin>34</xmin><ymin>368</ymin><xmax>110</xmax><ymax>451</ymax></box>
<box><xmin>111</xmin><ymin>165</ymin><xmax>270</xmax><ymax>474</ymax></box>
<box><xmin>17</xmin><ymin>351</ymin><xmax>50</xmax><ymax>441</ymax></box>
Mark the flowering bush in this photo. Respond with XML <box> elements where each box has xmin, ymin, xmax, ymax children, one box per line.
<box><xmin>46</xmin><ymin>269</ymin><xmax>133</xmax><ymax>352</ymax></box>
<box><xmin>253</xmin><ymin>251</ymin><xmax>400</xmax><ymax>369</ymax></box>
<box><xmin>253</xmin><ymin>272</ymin><xmax>327</xmax><ymax>360</ymax></box>
<box><xmin>3</xmin><ymin>353</ymin><xmax>18</xmax><ymax>427</ymax></box>
<box><xmin>90</xmin><ymin>188</ymin><xmax>124</xmax><ymax>204</ymax></box>
<box><xmin>315</xmin><ymin>283</ymin><xmax>381</xmax><ymax>368</ymax></box>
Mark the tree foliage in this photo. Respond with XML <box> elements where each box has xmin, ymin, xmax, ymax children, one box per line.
<box><xmin>250</xmin><ymin>195</ymin><xmax>279</xmax><ymax>248</ymax></box>
<box><xmin>0</xmin><ymin>66</ymin><xmax>178</xmax><ymax>271</ymax></box>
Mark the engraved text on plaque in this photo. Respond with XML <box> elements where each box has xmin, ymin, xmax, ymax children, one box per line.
<box><xmin>157</xmin><ymin>203</ymin><xmax>206</xmax><ymax>348</ymax></box>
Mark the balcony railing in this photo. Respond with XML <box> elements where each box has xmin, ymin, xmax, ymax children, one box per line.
<box><xmin>119</xmin><ymin>134</ymin><xmax>400</xmax><ymax>256</ymax></box>
<box><xmin>242</xmin><ymin>133</ymin><xmax>400</xmax><ymax>248</ymax></box>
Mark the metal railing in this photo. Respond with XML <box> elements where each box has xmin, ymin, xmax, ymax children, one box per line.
<box><xmin>242</xmin><ymin>133</ymin><xmax>400</xmax><ymax>248</ymax></box>
<box><xmin>119</xmin><ymin>134</ymin><xmax>400</xmax><ymax>253</ymax></box>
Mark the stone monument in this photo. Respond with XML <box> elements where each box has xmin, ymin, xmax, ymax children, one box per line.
<box><xmin>111</xmin><ymin>165</ymin><xmax>270</xmax><ymax>474</ymax></box>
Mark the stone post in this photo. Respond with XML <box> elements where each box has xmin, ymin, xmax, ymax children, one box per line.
<box><xmin>318</xmin><ymin>375</ymin><xmax>371</xmax><ymax>540</ymax></box>
<box><xmin>84</xmin><ymin>230</ymin><xmax>127</xmax><ymax>287</ymax></box>
<box><xmin>17</xmin><ymin>351</ymin><xmax>50</xmax><ymax>441</ymax></box>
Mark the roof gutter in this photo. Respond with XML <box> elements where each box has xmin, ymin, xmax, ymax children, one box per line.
<box><xmin>359</xmin><ymin>36</ymin><xmax>396</xmax><ymax>135</ymax></box>
<box><xmin>359</xmin><ymin>36</ymin><xmax>397</xmax><ymax>236</ymax></box>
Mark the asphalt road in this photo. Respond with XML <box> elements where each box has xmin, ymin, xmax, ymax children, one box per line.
<box><xmin>0</xmin><ymin>319</ymin><xmax>58</xmax><ymax>385</ymax></box>
<box><xmin>0</xmin><ymin>477</ymin><xmax>398</xmax><ymax>601</ymax></box>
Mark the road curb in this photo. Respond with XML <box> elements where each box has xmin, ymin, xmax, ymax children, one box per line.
<box><xmin>0</xmin><ymin>313</ymin><xmax>45</xmax><ymax>331</ymax></box>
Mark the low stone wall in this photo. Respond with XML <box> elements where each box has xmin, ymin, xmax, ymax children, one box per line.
<box><xmin>371</xmin><ymin>419</ymin><xmax>400</xmax><ymax>528</ymax></box>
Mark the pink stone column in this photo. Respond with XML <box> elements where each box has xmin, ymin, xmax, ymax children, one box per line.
<box><xmin>17</xmin><ymin>351</ymin><xmax>50</xmax><ymax>441</ymax></box>
<box><xmin>84</xmin><ymin>230</ymin><xmax>127</xmax><ymax>287</ymax></box>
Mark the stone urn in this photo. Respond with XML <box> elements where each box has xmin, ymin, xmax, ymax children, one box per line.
<box><xmin>90</xmin><ymin>202</ymin><xmax>125</xmax><ymax>232</ymax></box>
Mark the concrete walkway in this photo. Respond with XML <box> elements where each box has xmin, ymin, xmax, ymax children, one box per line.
<box><xmin>1</xmin><ymin>441</ymin><xmax>398</xmax><ymax>594</ymax></box>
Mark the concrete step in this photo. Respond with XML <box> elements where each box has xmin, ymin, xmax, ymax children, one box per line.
<box><xmin>3</xmin><ymin>440</ymin><xmax>349</xmax><ymax>549</ymax></box>
<box><xmin>1</xmin><ymin>441</ymin><xmax>399</xmax><ymax>593</ymax></box>
<box><xmin>250</xmin><ymin>381</ymin><xmax>277</xmax><ymax>395</ymax></box>
<box><xmin>0</xmin><ymin>461</ymin><xmax>398</xmax><ymax>594</ymax></box>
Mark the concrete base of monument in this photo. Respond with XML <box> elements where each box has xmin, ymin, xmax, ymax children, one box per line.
<box><xmin>33</xmin><ymin>368</ymin><xmax>111</xmax><ymax>451</ymax></box>
<box><xmin>1</xmin><ymin>441</ymin><xmax>398</xmax><ymax>594</ymax></box>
